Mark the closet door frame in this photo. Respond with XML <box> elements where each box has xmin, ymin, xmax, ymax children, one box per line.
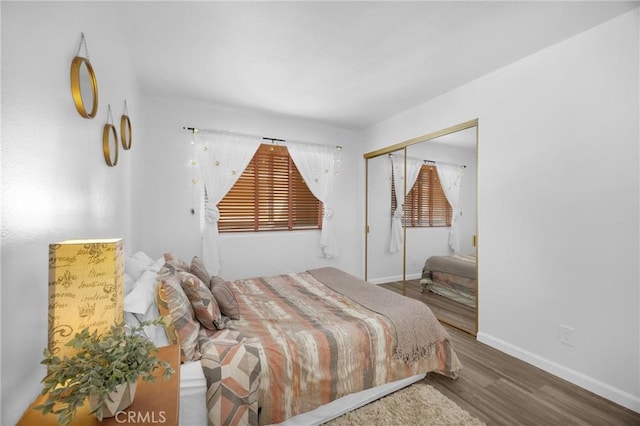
<box><xmin>364</xmin><ymin>118</ymin><xmax>478</xmax><ymax>336</ymax></box>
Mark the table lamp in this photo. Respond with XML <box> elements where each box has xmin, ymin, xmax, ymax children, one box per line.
<box><xmin>48</xmin><ymin>239</ymin><xmax>124</xmax><ymax>359</ymax></box>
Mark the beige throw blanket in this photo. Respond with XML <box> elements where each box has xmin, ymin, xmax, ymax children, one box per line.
<box><xmin>423</xmin><ymin>255</ymin><xmax>476</xmax><ymax>279</ymax></box>
<box><xmin>308</xmin><ymin>267</ymin><xmax>451</xmax><ymax>363</ymax></box>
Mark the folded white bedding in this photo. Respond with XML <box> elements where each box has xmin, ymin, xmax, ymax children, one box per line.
<box><xmin>179</xmin><ymin>360</ymin><xmax>208</xmax><ymax>426</ymax></box>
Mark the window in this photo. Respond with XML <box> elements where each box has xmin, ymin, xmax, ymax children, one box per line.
<box><xmin>217</xmin><ymin>144</ymin><xmax>322</xmax><ymax>232</ymax></box>
<box><xmin>392</xmin><ymin>164</ymin><xmax>452</xmax><ymax>227</ymax></box>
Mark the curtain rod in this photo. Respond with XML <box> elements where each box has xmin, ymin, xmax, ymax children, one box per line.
<box><xmin>183</xmin><ymin>126</ymin><xmax>341</xmax><ymax>150</ymax></box>
<box><xmin>424</xmin><ymin>159</ymin><xmax>466</xmax><ymax>169</ymax></box>
<box><xmin>388</xmin><ymin>153</ymin><xmax>466</xmax><ymax>168</ymax></box>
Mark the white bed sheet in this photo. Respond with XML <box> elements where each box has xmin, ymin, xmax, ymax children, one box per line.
<box><xmin>179</xmin><ymin>360</ymin><xmax>207</xmax><ymax>426</ymax></box>
<box><xmin>178</xmin><ymin>361</ymin><xmax>425</xmax><ymax>426</ymax></box>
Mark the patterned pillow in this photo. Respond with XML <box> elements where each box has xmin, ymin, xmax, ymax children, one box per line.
<box><xmin>163</xmin><ymin>253</ymin><xmax>190</xmax><ymax>272</ymax></box>
<box><xmin>178</xmin><ymin>271</ymin><xmax>223</xmax><ymax>331</ymax></box>
<box><xmin>156</xmin><ymin>263</ymin><xmax>201</xmax><ymax>363</ymax></box>
<box><xmin>209</xmin><ymin>277</ymin><xmax>240</xmax><ymax>320</ymax></box>
<box><xmin>190</xmin><ymin>256</ymin><xmax>211</xmax><ymax>285</ymax></box>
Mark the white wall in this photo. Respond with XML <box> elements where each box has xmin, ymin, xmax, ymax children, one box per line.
<box><xmin>1</xmin><ymin>3</ymin><xmax>142</xmax><ymax>424</ymax></box>
<box><xmin>362</xmin><ymin>10</ymin><xmax>640</xmax><ymax>412</ymax></box>
<box><xmin>136</xmin><ymin>95</ymin><xmax>363</xmax><ymax>280</ymax></box>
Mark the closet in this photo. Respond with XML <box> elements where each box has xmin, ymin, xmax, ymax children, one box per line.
<box><xmin>364</xmin><ymin>119</ymin><xmax>478</xmax><ymax>335</ymax></box>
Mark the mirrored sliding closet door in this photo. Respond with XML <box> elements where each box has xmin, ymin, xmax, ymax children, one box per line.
<box><xmin>365</xmin><ymin>120</ymin><xmax>478</xmax><ymax>335</ymax></box>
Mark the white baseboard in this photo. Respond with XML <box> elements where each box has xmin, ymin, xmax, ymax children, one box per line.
<box><xmin>368</xmin><ymin>275</ymin><xmax>402</xmax><ymax>285</ymax></box>
<box><xmin>368</xmin><ymin>273</ymin><xmax>421</xmax><ymax>285</ymax></box>
<box><xmin>476</xmin><ymin>332</ymin><xmax>640</xmax><ymax>414</ymax></box>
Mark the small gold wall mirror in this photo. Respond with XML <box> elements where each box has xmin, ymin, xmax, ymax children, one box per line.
<box><xmin>70</xmin><ymin>33</ymin><xmax>98</xmax><ymax>119</ymax></box>
<box><xmin>103</xmin><ymin>105</ymin><xmax>118</xmax><ymax>167</ymax></box>
<box><xmin>120</xmin><ymin>101</ymin><xmax>132</xmax><ymax>150</ymax></box>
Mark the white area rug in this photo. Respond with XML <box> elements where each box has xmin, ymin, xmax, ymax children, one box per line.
<box><xmin>325</xmin><ymin>383</ymin><xmax>485</xmax><ymax>426</ymax></box>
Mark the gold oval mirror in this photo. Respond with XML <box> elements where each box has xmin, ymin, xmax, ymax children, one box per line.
<box><xmin>120</xmin><ymin>114</ymin><xmax>132</xmax><ymax>150</ymax></box>
<box><xmin>103</xmin><ymin>123</ymin><xmax>118</xmax><ymax>167</ymax></box>
<box><xmin>70</xmin><ymin>56</ymin><xmax>98</xmax><ymax>118</ymax></box>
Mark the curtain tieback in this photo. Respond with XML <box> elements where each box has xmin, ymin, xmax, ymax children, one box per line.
<box><xmin>324</xmin><ymin>207</ymin><xmax>334</xmax><ymax>219</ymax></box>
<box><xmin>452</xmin><ymin>208</ymin><xmax>462</xmax><ymax>222</ymax></box>
<box><xmin>205</xmin><ymin>202</ymin><xmax>220</xmax><ymax>223</ymax></box>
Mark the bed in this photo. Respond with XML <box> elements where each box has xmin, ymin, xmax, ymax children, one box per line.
<box><xmin>124</xmin><ymin>252</ymin><xmax>461</xmax><ymax>426</ymax></box>
<box><xmin>420</xmin><ymin>254</ymin><xmax>477</xmax><ymax>308</ymax></box>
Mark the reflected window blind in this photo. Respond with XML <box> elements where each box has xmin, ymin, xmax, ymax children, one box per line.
<box><xmin>218</xmin><ymin>144</ymin><xmax>322</xmax><ymax>232</ymax></box>
<box><xmin>391</xmin><ymin>164</ymin><xmax>452</xmax><ymax>227</ymax></box>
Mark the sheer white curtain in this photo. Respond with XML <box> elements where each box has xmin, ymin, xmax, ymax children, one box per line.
<box><xmin>196</xmin><ymin>130</ymin><xmax>261</xmax><ymax>275</ymax></box>
<box><xmin>389</xmin><ymin>154</ymin><xmax>423</xmax><ymax>253</ymax></box>
<box><xmin>287</xmin><ymin>141</ymin><xmax>341</xmax><ymax>258</ymax></box>
<box><xmin>435</xmin><ymin>162</ymin><xmax>464</xmax><ymax>253</ymax></box>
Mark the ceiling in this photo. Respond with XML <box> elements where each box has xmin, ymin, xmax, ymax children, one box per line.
<box><xmin>116</xmin><ymin>1</ymin><xmax>638</xmax><ymax>131</ymax></box>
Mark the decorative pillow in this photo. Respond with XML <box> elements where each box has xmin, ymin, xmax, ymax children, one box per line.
<box><xmin>124</xmin><ymin>273</ymin><xmax>135</xmax><ymax>296</ymax></box>
<box><xmin>138</xmin><ymin>303</ymin><xmax>171</xmax><ymax>348</ymax></box>
<box><xmin>125</xmin><ymin>251</ymin><xmax>155</xmax><ymax>281</ymax></box>
<box><xmin>124</xmin><ymin>311</ymin><xmax>141</xmax><ymax>329</ymax></box>
<box><xmin>148</xmin><ymin>257</ymin><xmax>165</xmax><ymax>273</ymax></box>
<box><xmin>178</xmin><ymin>271</ymin><xmax>223</xmax><ymax>331</ymax></box>
<box><xmin>156</xmin><ymin>263</ymin><xmax>201</xmax><ymax>363</ymax></box>
<box><xmin>209</xmin><ymin>277</ymin><xmax>240</xmax><ymax>320</ymax></box>
<box><xmin>124</xmin><ymin>269</ymin><xmax>159</xmax><ymax>315</ymax></box>
<box><xmin>190</xmin><ymin>256</ymin><xmax>211</xmax><ymax>285</ymax></box>
<box><xmin>163</xmin><ymin>253</ymin><xmax>191</xmax><ymax>273</ymax></box>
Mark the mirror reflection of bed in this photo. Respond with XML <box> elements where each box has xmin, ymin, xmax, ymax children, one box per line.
<box><xmin>365</xmin><ymin>120</ymin><xmax>478</xmax><ymax>335</ymax></box>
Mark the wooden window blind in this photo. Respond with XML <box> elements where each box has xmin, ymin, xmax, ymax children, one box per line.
<box><xmin>391</xmin><ymin>164</ymin><xmax>452</xmax><ymax>227</ymax></box>
<box><xmin>217</xmin><ymin>144</ymin><xmax>322</xmax><ymax>232</ymax></box>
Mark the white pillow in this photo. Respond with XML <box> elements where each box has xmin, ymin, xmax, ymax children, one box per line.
<box><xmin>125</xmin><ymin>251</ymin><xmax>155</xmax><ymax>281</ymax></box>
<box><xmin>123</xmin><ymin>255</ymin><xmax>169</xmax><ymax>347</ymax></box>
<box><xmin>124</xmin><ymin>269</ymin><xmax>158</xmax><ymax>314</ymax></box>
<box><xmin>140</xmin><ymin>303</ymin><xmax>170</xmax><ymax>348</ymax></box>
<box><xmin>124</xmin><ymin>311</ymin><xmax>142</xmax><ymax>329</ymax></box>
<box><xmin>124</xmin><ymin>273</ymin><xmax>135</xmax><ymax>296</ymax></box>
<box><xmin>147</xmin><ymin>257</ymin><xmax>165</xmax><ymax>273</ymax></box>
<box><xmin>124</xmin><ymin>310</ymin><xmax>169</xmax><ymax>348</ymax></box>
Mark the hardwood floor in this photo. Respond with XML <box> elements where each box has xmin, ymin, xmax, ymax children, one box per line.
<box><xmin>382</xmin><ymin>279</ymin><xmax>476</xmax><ymax>333</ymax></box>
<box><xmin>382</xmin><ymin>283</ymin><xmax>640</xmax><ymax>425</ymax></box>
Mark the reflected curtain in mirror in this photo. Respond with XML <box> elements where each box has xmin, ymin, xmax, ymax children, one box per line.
<box><xmin>435</xmin><ymin>162</ymin><xmax>465</xmax><ymax>253</ymax></box>
<box><xmin>389</xmin><ymin>153</ymin><xmax>422</xmax><ymax>253</ymax></box>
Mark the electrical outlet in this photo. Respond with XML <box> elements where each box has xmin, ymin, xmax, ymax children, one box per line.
<box><xmin>559</xmin><ymin>325</ymin><xmax>574</xmax><ymax>346</ymax></box>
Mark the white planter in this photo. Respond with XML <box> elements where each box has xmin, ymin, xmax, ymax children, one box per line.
<box><xmin>89</xmin><ymin>381</ymin><xmax>138</xmax><ymax>419</ymax></box>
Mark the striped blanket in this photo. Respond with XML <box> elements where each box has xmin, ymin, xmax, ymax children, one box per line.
<box><xmin>423</xmin><ymin>254</ymin><xmax>476</xmax><ymax>280</ymax></box>
<box><xmin>199</xmin><ymin>269</ymin><xmax>460</xmax><ymax>425</ymax></box>
<box><xmin>421</xmin><ymin>255</ymin><xmax>477</xmax><ymax>306</ymax></box>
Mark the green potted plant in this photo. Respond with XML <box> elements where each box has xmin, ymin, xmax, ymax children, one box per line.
<box><xmin>34</xmin><ymin>320</ymin><xmax>175</xmax><ymax>426</ymax></box>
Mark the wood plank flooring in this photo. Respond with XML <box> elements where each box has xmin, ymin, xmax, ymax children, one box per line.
<box><xmin>382</xmin><ymin>279</ymin><xmax>476</xmax><ymax>333</ymax></box>
<box><xmin>381</xmin><ymin>283</ymin><xmax>640</xmax><ymax>425</ymax></box>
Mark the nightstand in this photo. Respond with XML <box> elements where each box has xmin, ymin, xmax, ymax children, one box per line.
<box><xmin>18</xmin><ymin>344</ymin><xmax>181</xmax><ymax>426</ymax></box>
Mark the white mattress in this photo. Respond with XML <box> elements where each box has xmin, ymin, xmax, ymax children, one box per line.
<box><xmin>178</xmin><ymin>361</ymin><xmax>425</xmax><ymax>426</ymax></box>
<box><xmin>179</xmin><ymin>360</ymin><xmax>208</xmax><ymax>426</ymax></box>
